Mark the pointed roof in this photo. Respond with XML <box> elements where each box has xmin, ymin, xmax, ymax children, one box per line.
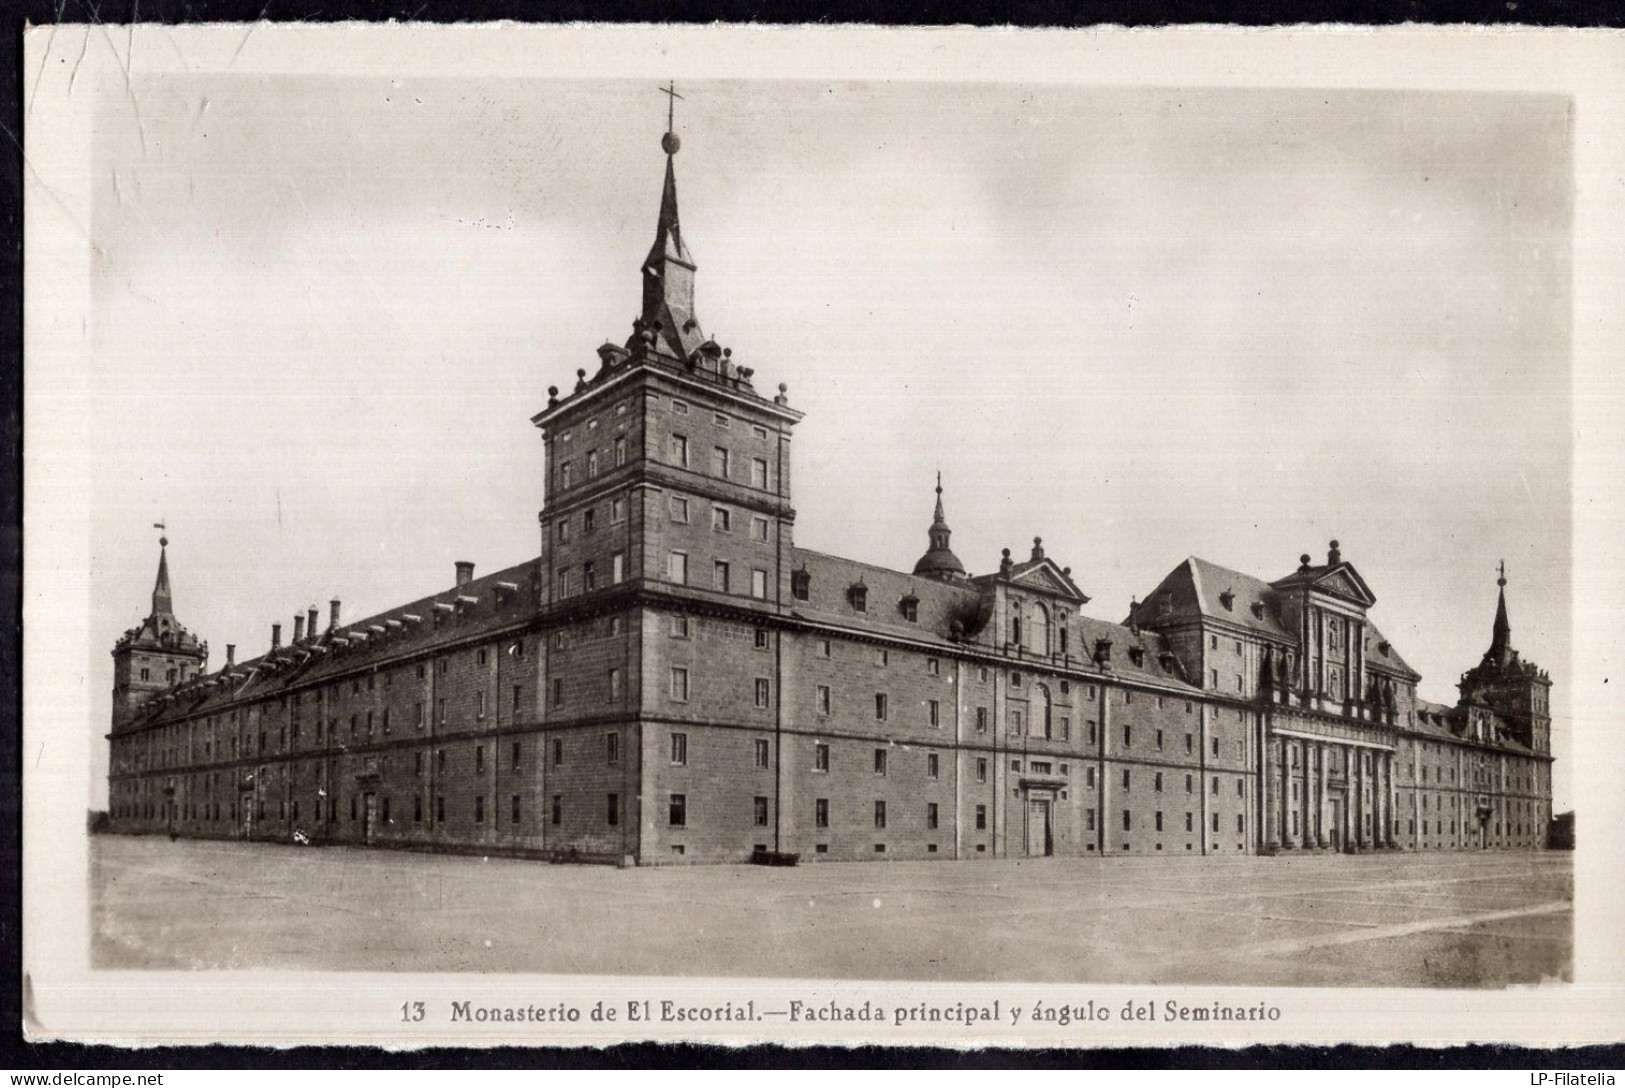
<box><xmin>1489</xmin><ymin>563</ymin><xmax>1512</xmax><ymax>664</ymax></box>
<box><xmin>115</xmin><ymin>536</ymin><xmax>205</xmax><ymax>659</ymax></box>
<box><xmin>152</xmin><ymin>543</ymin><xmax>173</xmax><ymax>617</ymax></box>
<box><xmin>639</xmin><ymin>126</ymin><xmax>706</xmax><ymax>360</ymax></box>
<box><xmin>912</xmin><ymin>472</ymin><xmax>967</xmax><ymax>582</ymax></box>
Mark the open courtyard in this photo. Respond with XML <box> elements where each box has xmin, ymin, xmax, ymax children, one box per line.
<box><xmin>90</xmin><ymin>835</ymin><xmax>1571</xmax><ymax>987</ymax></box>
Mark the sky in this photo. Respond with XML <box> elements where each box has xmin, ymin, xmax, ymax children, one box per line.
<box><xmin>84</xmin><ymin>77</ymin><xmax>1573</xmax><ymax>809</ymax></box>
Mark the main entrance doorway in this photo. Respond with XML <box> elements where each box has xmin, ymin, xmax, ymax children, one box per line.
<box><xmin>1328</xmin><ymin>797</ymin><xmax>1344</xmax><ymax>852</ymax></box>
<box><xmin>1026</xmin><ymin>798</ymin><xmax>1054</xmax><ymax>857</ymax></box>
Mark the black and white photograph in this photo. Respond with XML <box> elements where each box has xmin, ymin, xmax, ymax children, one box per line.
<box><xmin>20</xmin><ymin>24</ymin><xmax>1625</xmax><ymax>1048</ymax></box>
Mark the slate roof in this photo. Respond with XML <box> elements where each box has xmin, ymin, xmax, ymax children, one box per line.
<box><xmin>122</xmin><ymin>557</ymin><xmax>543</xmax><ymax>732</ymax></box>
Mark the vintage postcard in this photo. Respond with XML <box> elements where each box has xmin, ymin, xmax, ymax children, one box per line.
<box><xmin>21</xmin><ymin>23</ymin><xmax>1625</xmax><ymax>1048</ymax></box>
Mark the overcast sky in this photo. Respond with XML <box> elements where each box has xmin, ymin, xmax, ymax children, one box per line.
<box><xmin>85</xmin><ymin>77</ymin><xmax>1573</xmax><ymax>807</ymax></box>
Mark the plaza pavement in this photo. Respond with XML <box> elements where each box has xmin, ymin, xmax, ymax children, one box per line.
<box><xmin>90</xmin><ymin>834</ymin><xmax>1571</xmax><ymax>986</ymax></box>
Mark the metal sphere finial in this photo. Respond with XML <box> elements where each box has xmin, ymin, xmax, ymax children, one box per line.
<box><xmin>662</xmin><ymin>131</ymin><xmax>681</xmax><ymax>155</ymax></box>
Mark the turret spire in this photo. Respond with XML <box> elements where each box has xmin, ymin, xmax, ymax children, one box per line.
<box><xmin>152</xmin><ymin>526</ymin><xmax>172</xmax><ymax>617</ymax></box>
<box><xmin>641</xmin><ymin>82</ymin><xmax>704</xmax><ymax>359</ymax></box>
<box><xmin>912</xmin><ymin>472</ymin><xmax>967</xmax><ymax>582</ymax></box>
<box><xmin>1490</xmin><ymin>560</ymin><xmax>1511</xmax><ymax>664</ymax></box>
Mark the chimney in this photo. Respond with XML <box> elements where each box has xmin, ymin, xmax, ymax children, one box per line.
<box><xmin>271</xmin><ymin>623</ymin><xmax>282</xmax><ymax>649</ymax></box>
<box><xmin>308</xmin><ymin>607</ymin><xmax>319</xmax><ymax>639</ymax></box>
<box><xmin>226</xmin><ymin>644</ymin><xmax>235</xmax><ymax>667</ymax></box>
<box><xmin>330</xmin><ymin>599</ymin><xmax>341</xmax><ymax>630</ymax></box>
<box><xmin>293</xmin><ymin>615</ymin><xmax>305</xmax><ymax>642</ymax></box>
<box><xmin>455</xmin><ymin>561</ymin><xmax>475</xmax><ymax>588</ymax></box>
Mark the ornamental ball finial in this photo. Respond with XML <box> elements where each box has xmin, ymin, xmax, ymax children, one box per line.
<box><xmin>662</xmin><ymin>131</ymin><xmax>681</xmax><ymax>155</ymax></box>
<box><xmin>159</xmin><ymin>536</ymin><xmax>168</xmax><ymax>548</ymax></box>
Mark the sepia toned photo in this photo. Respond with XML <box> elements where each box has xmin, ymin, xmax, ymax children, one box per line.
<box><xmin>22</xmin><ymin>24</ymin><xmax>1625</xmax><ymax>1048</ymax></box>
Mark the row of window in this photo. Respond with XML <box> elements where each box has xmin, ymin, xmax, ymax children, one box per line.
<box><xmin>665</xmin><ymin>552</ymin><xmax>770</xmax><ymax>598</ymax></box>
<box><xmin>666</xmin><ymin>434</ymin><xmax>773</xmax><ymax>490</ymax></box>
<box><xmin>554</xmin><ymin>494</ymin><xmax>628</xmax><ymax>543</ymax></box>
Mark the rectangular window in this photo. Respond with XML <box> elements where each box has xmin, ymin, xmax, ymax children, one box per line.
<box><xmin>614</xmin><ymin>437</ymin><xmax>627</xmax><ymax>467</ymax></box>
<box><xmin>606</xmin><ymin>732</ymin><xmax>619</xmax><ymax>764</ymax></box>
<box><xmin>670</xmin><ymin>495</ymin><xmax>690</xmax><ymax>523</ymax></box>
<box><xmin>976</xmin><ymin>707</ymin><xmax>988</xmax><ymax>733</ymax></box>
<box><xmin>1154</xmin><ymin>772</ymin><xmax>1163</xmax><ymax>792</ymax></box>
<box><xmin>751</xmin><ymin>569</ymin><xmax>768</xmax><ymax>599</ymax></box>
<box><xmin>712</xmin><ymin>446</ymin><xmax>730</xmax><ymax>478</ymax></box>
<box><xmin>874</xmin><ymin>749</ymin><xmax>888</xmax><ymax>776</ymax></box>
<box><xmin>551</xmin><ymin>794</ymin><xmax>561</xmax><ymax>825</ymax></box>
<box><xmin>977</xmin><ymin>758</ymin><xmax>987</xmax><ymax>783</ymax></box>
<box><xmin>551</xmin><ymin>679</ymin><xmax>564</xmax><ymax>707</ymax></box>
<box><xmin>754</xmin><ymin>796</ymin><xmax>769</xmax><ymax>826</ymax></box>
<box><xmin>814</xmin><ymin>742</ymin><xmax>830</xmax><ymax>772</ymax></box>
<box><xmin>609</xmin><ymin>668</ymin><xmax>623</xmax><ymax>701</ymax></box>
<box><xmin>1123</xmin><ymin>726</ymin><xmax>1131</xmax><ymax>747</ymax></box>
<box><xmin>669</xmin><ymin>794</ymin><xmax>687</xmax><ymax>827</ymax></box>
<box><xmin>751</xmin><ymin>458</ymin><xmax>769</xmax><ymax>489</ymax></box>
<box><xmin>875</xmin><ymin>693</ymin><xmax>888</xmax><ymax>721</ymax></box>
<box><xmin>714</xmin><ymin>560</ymin><xmax>730</xmax><ymax>592</ymax></box>
<box><xmin>1123</xmin><ymin>809</ymin><xmax>1132</xmax><ymax>831</ymax></box>
<box><xmin>815</xmin><ymin>685</ymin><xmax>831</xmax><ymax>716</ymax></box>
<box><xmin>1122</xmin><ymin>768</ymin><xmax>1131</xmax><ymax>790</ymax></box>
<box><xmin>474</xmin><ymin>795</ymin><xmax>485</xmax><ymax>824</ymax></box>
<box><xmin>1155</xmin><ymin>811</ymin><xmax>1163</xmax><ymax>832</ymax></box>
<box><xmin>436</xmin><ymin>796</ymin><xmax>445</xmax><ymax>824</ymax></box>
<box><xmin>713</xmin><ymin>506</ymin><xmax>732</xmax><ymax>533</ymax></box>
<box><xmin>874</xmin><ymin>800</ymin><xmax>887</xmax><ymax>829</ymax></box>
<box><xmin>927</xmin><ymin>753</ymin><xmax>939</xmax><ymax>779</ymax></box>
<box><xmin>670</xmin><ymin>732</ymin><xmax>688</xmax><ymax>765</ymax></box>
<box><xmin>610</xmin><ymin>552</ymin><xmax>625</xmax><ymax>584</ymax></box>
<box><xmin>927</xmin><ymin>802</ymin><xmax>939</xmax><ymax>830</ymax></box>
<box><xmin>475</xmin><ymin>745</ymin><xmax>486</xmax><ymax>772</ymax></box>
<box><xmin>670</xmin><ymin>434</ymin><xmax>689</xmax><ymax>467</ymax></box>
<box><xmin>670</xmin><ymin>667</ymin><xmax>689</xmax><ymax>703</ymax></box>
<box><xmin>976</xmin><ymin>804</ymin><xmax>987</xmax><ymax>830</ymax></box>
<box><xmin>815</xmin><ymin>798</ymin><xmax>829</xmax><ymax>828</ymax></box>
<box><xmin>551</xmin><ymin>739</ymin><xmax>563</xmax><ymax>766</ymax></box>
<box><xmin>752</xmin><ymin>516</ymin><xmax>769</xmax><ymax>542</ymax></box>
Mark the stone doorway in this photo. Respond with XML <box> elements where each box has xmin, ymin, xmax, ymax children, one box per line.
<box><xmin>1025</xmin><ymin>797</ymin><xmax>1054</xmax><ymax>857</ymax></box>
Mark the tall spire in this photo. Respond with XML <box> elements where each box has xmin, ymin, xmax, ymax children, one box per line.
<box><xmin>913</xmin><ymin>472</ymin><xmax>967</xmax><ymax>582</ymax></box>
<box><xmin>152</xmin><ymin>530</ymin><xmax>172</xmax><ymax>617</ymax></box>
<box><xmin>1490</xmin><ymin>559</ymin><xmax>1512</xmax><ymax>664</ymax></box>
<box><xmin>641</xmin><ymin>82</ymin><xmax>704</xmax><ymax>359</ymax></box>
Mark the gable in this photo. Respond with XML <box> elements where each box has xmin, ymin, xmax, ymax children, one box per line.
<box><xmin>1013</xmin><ymin>565</ymin><xmax>1072</xmax><ymax>596</ymax></box>
<box><xmin>1008</xmin><ymin>558</ymin><xmax>1090</xmax><ymax>603</ymax></box>
<box><xmin>1312</xmin><ymin>564</ymin><xmax>1376</xmax><ymax>607</ymax></box>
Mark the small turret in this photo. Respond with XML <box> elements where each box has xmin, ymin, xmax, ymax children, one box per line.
<box><xmin>912</xmin><ymin>472</ymin><xmax>968</xmax><ymax>583</ymax></box>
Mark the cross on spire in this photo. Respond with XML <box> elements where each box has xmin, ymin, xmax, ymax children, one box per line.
<box><xmin>1498</xmin><ymin>559</ymin><xmax>1507</xmax><ymax>587</ymax></box>
<box><xmin>661</xmin><ymin>81</ymin><xmax>683</xmax><ymax>135</ymax></box>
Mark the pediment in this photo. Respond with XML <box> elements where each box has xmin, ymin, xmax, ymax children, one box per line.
<box><xmin>1010</xmin><ymin>559</ymin><xmax>1090</xmax><ymax>603</ymax></box>
<box><xmin>1311</xmin><ymin>564</ymin><xmax>1376</xmax><ymax>607</ymax></box>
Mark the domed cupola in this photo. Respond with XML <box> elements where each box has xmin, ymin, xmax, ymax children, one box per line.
<box><xmin>912</xmin><ymin>473</ymin><xmax>968</xmax><ymax>583</ymax></box>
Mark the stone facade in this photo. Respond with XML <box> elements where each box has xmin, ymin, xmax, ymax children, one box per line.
<box><xmin>105</xmin><ymin>125</ymin><xmax>1554</xmax><ymax>865</ymax></box>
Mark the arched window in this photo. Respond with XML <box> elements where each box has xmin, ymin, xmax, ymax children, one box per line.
<box><xmin>1030</xmin><ymin>602</ymin><xmax>1051</xmax><ymax>655</ymax></box>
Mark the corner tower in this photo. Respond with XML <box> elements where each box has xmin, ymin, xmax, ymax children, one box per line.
<box><xmin>1458</xmin><ymin>563</ymin><xmax>1552</xmax><ymax>754</ymax></box>
<box><xmin>111</xmin><ymin>534</ymin><xmax>208</xmax><ymax>731</ymax></box>
<box><xmin>531</xmin><ymin>90</ymin><xmax>805</xmax><ymax>607</ymax></box>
